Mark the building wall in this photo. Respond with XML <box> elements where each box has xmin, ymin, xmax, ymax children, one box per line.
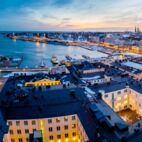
<box><xmin>102</xmin><ymin>87</ymin><xmax>142</xmax><ymax>115</ymax></box>
<box><xmin>4</xmin><ymin>114</ymin><xmax>88</xmax><ymax>142</ymax></box>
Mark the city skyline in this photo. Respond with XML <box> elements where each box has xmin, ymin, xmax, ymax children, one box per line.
<box><xmin>0</xmin><ymin>0</ymin><xmax>142</xmax><ymax>31</ymax></box>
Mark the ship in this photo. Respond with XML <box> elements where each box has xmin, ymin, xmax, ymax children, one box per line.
<box><xmin>51</xmin><ymin>56</ymin><xmax>59</xmax><ymax>64</ymax></box>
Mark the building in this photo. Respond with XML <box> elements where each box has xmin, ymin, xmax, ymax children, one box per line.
<box><xmin>1</xmin><ymin>74</ymin><xmax>96</xmax><ymax>142</ymax></box>
<box><xmin>1</xmin><ymin>72</ymin><xmax>142</xmax><ymax>142</ymax></box>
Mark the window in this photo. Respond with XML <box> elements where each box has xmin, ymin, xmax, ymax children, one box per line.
<box><xmin>117</xmin><ymin>91</ymin><xmax>121</xmax><ymax>95</ymax></box>
<box><xmin>33</xmin><ymin>129</ymin><xmax>36</xmax><ymax>132</ymax></box>
<box><xmin>117</xmin><ymin>97</ymin><xmax>121</xmax><ymax>101</ymax></box>
<box><xmin>104</xmin><ymin>94</ymin><xmax>108</xmax><ymax>98</ymax></box>
<box><xmin>24</xmin><ymin>121</ymin><xmax>28</xmax><ymax>125</ymax></box>
<box><xmin>72</xmin><ymin>116</ymin><xmax>76</xmax><ymax>120</ymax></box>
<box><xmin>124</xmin><ymin>89</ymin><xmax>127</xmax><ymax>93</ymax></box>
<box><xmin>124</xmin><ymin>95</ymin><xmax>127</xmax><ymax>99</ymax></box>
<box><xmin>72</xmin><ymin>124</ymin><xmax>76</xmax><ymax>129</ymax></box>
<box><xmin>9</xmin><ymin>130</ymin><xmax>14</xmax><ymax>135</ymax></box>
<box><xmin>17</xmin><ymin>130</ymin><xmax>21</xmax><ymax>134</ymax></box>
<box><xmin>49</xmin><ymin>136</ymin><xmax>53</xmax><ymax>140</ymax></box>
<box><xmin>72</xmin><ymin>132</ymin><xmax>76</xmax><ymax>136</ymax></box>
<box><xmin>57</xmin><ymin>135</ymin><xmax>61</xmax><ymax>139</ymax></box>
<box><xmin>64</xmin><ymin>117</ymin><xmax>68</xmax><ymax>122</ymax></box>
<box><xmin>16</xmin><ymin>121</ymin><xmax>20</xmax><ymax>126</ymax></box>
<box><xmin>19</xmin><ymin>138</ymin><xmax>22</xmax><ymax>142</ymax></box>
<box><xmin>49</xmin><ymin>127</ymin><xmax>53</xmax><ymax>132</ymax></box>
<box><xmin>26</xmin><ymin>138</ymin><xmax>29</xmax><ymax>142</ymax></box>
<box><xmin>65</xmin><ymin>133</ymin><xmax>68</xmax><ymax>138</ymax></box>
<box><xmin>57</xmin><ymin>126</ymin><xmax>60</xmax><ymax>131</ymax></box>
<box><xmin>56</xmin><ymin>118</ymin><xmax>60</xmax><ymax>123</ymax></box>
<box><xmin>48</xmin><ymin>119</ymin><xmax>52</xmax><ymax>124</ymax></box>
<box><xmin>11</xmin><ymin>139</ymin><xmax>15</xmax><ymax>142</ymax></box>
<box><xmin>64</xmin><ymin>125</ymin><xmax>68</xmax><ymax>130</ymax></box>
<box><xmin>32</xmin><ymin>120</ymin><xmax>36</xmax><ymax>125</ymax></box>
<box><xmin>8</xmin><ymin>121</ymin><xmax>12</xmax><ymax>126</ymax></box>
<box><xmin>25</xmin><ymin>129</ymin><xmax>29</xmax><ymax>134</ymax></box>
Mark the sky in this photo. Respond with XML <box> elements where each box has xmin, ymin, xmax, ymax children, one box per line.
<box><xmin>0</xmin><ymin>0</ymin><xmax>142</xmax><ymax>31</ymax></box>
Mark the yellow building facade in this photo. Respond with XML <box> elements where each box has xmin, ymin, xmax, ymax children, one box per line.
<box><xmin>25</xmin><ymin>79</ymin><xmax>61</xmax><ymax>87</ymax></box>
<box><xmin>4</xmin><ymin>114</ymin><xmax>89</xmax><ymax>142</ymax></box>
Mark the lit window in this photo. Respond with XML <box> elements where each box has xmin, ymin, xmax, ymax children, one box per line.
<box><xmin>124</xmin><ymin>95</ymin><xmax>127</xmax><ymax>99</ymax></box>
<box><xmin>56</xmin><ymin>118</ymin><xmax>60</xmax><ymax>123</ymax></box>
<box><xmin>72</xmin><ymin>124</ymin><xmax>76</xmax><ymax>129</ymax></box>
<box><xmin>64</xmin><ymin>117</ymin><xmax>68</xmax><ymax>121</ymax></box>
<box><xmin>117</xmin><ymin>97</ymin><xmax>121</xmax><ymax>101</ymax></box>
<box><xmin>124</xmin><ymin>100</ymin><xmax>128</xmax><ymax>104</ymax></box>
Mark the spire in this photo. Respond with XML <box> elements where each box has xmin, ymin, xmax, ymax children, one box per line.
<box><xmin>135</xmin><ymin>26</ymin><xmax>137</xmax><ymax>32</ymax></box>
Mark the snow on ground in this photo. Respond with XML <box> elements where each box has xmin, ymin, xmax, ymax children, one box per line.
<box><xmin>124</xmin><ymin>52</ymin><xmax>142</xmax><ymax>57</ymax></box>
<box><xmin>122</xmin><ymin>61</ymin><xmax>142</xmax><ymax>70</ymax></box>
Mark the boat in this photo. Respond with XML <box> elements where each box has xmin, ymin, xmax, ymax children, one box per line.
<box><xmin>39</xmin><ymin>59</ymin><xmax>46</xmax><ymax>68</ymax></box>
<box><xmin>51</xmin><ymin>56</ymin><xmax>59</xmax><ymax>64</ymax></box>
<box><xmin>65</xmin><ymin>55</ymin><xmax>72</xmax><ymax>61</ymax></box>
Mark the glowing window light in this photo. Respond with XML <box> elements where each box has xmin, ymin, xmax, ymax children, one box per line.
<box><xmin>117</xmin><ymin>97</ymin><xmax>121</xmax><ymax>101</ymax></box>
<box><xmin>73</xmin><ymin>136</ymin><xmax>77</xmax><ymax>141</ymax></box>
<box><xmin>124</xmin><ymin>95</ymin><xmax>128</xmax><ymax>99</ymax></box>
<box><xmin>124</xmin><ymin>100</ymin><xmax>128</xmax><ymax>104</ymax></box>
<box><xmin>65</xmin><ymin>138</ymin><xmax>69</xmax><ymax>142</ymax></box>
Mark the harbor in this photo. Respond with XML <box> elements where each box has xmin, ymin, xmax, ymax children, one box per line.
<box><xmin>0</xmin><ymin>35</ymin><xmax>108</xmax><ymax>68</ymax></box>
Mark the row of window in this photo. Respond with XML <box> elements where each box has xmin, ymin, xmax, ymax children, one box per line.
<box><xmin>104</xmin><ymin>89</ymin><xmax>128</xmax><ymax>98</ymax></box>
<box><xmin>8</xmin><ymin>120</ymin><xmax>36</xmax><ymax>126</ymax></box>
<box><xmin>9</xmin><ymin>129</ymin><xmax>36</xmax><ymax>135</ymax></box>
<box><xmin>11</xmin><ymin>138</ymin><xmax>28</xmax><ymax>142</ymax></box>
<box><xmin>49</xmin><ymin>132</ymin><xmax>76</xmax><ymax>140</ymax></box>
<box><xmin>8</xmin><ymin>116</ymin><xmax>76</xmax><ymax>126</ymax></box>
<box><xmin>48</xmin><ymin>124</ymin><xmax>76</xmax><ymax>132</ymax></box>
<box><xmin>11</xmin><ymin>132</ymin><xmax>77</xmax><ymax>142</ymax></box>
<box><xmin>9</xmin><ymin>124</ymin><xmax>76</xmax><ymax>135</ymax></box>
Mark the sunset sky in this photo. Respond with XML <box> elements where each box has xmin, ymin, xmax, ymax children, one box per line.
<box><xmin>0</xmin><ymin>0</ymin><xmax>142</xmax><ymax>31</ymax></box>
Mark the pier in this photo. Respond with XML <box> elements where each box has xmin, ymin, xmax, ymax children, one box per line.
<box><xmin>0</xmin><ymin>67</ymin><xmax>49</xmax><ymax>73</ymax></box>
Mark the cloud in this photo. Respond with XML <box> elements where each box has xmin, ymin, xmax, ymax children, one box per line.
<box><xmin>52</xmin><ymin>0</ymin><xmax>74</xmax><ymax>7</ymax></box>
<box><xmin>1</xmin><ymin>0</ymin><xmax>142</xmax><ymax>31</ymax></box>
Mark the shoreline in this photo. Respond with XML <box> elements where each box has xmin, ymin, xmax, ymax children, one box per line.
<box><xmin>8</xmin><ymin>35</ymin><xmax>142</xmax><ymax>55</ymax></box>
